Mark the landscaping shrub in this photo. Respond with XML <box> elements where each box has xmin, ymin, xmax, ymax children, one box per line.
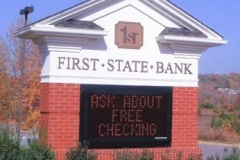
<box><xmin>24</xmin><ymin>142</ymin><xmax>55</xmax><ymax>160</ymax></box>
<box><xmin>161</xmin><ymin>151</ymin><xmax>201</xmax><ymax>160</ymax></box>
<box><xmin>115</xmin><ymin>148</ymin><xmax>154</xmax><ymax>160</ymax></box>
<box><xmin>66</xmin><ymin>142</ymin><xmax>97</xmax><ymax>160</ymax></box>
<box><xmin>115</xmin><ymin>149</ymin><xmax>134</xmax><ymax>160</ymax></box>
<box><xmin>186</xmin><ymin>154</ymin><xmax>202</xmax><ymax>160</ymax></box>
<box><xmin>222</xmin><ymin>147</ymin><xmax>240</xmax><ymax>160</ymax></box>
<box><xmin>206</xmin><ymin>155</ymin><xmax>220</xmax><ymax>160</ymax></box>
<box><xmin>206</xmin><ymin>147</ymin><xmax>240</xmax><ymax>160</ymax></box>
<box><xmin>0</xmin><ymin>130</ymin><xmax>20</xmax><ymax>160</ymax></box>
<box><xmin>160</xmin><ymin>149</ymin><xmax>178</xmax><ymax>160</ymax></box>
<box><xmin>0</xmin><ymin>129</ymin><xmax>54</xmax><ymax>160</ymax></box>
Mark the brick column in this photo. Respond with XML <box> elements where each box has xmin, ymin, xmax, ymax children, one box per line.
<box><xmin>40</xmin><ymin>83</ymin><xmax>80</xmax><ymax>160</ymax></box>
<box><xmin>172</xmin><ymin>87</ymin><xmax>199</xmax><ymax>147</ymax></box>
<box><xmin>40</xmin><ymin>85</ymin><xmax>201</xmax><ymax>160</ymax></box>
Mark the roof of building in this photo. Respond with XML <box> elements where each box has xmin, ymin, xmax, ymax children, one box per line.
<box><xmin>15</xmin><ymin>0</ymin><xmax>226</xmax><ymax>45</ymax></box>
<box><xmin>55</xmin><ymin>19</ymin><xmax>104</xmax><ymax>30</ymax></box>
<box><xmin>28</xmin><ymin>0</ymin><xmax>220</xmax><ymax>38</ymax></box>
<box><xmin>160</xmin><ymin>27</ymin><xmax>207</xmax><ymax>38</ymax></box>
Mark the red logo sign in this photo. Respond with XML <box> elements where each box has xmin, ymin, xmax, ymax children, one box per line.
<box><xmin>115</xmin><ymin>21</ymin><xmax>143</xmax><ymax>49</ymax></box>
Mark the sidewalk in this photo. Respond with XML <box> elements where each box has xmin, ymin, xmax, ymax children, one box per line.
<box><xmin>198</xmin><ymin>141</ymin><xmax>240</xmax><ymax>159</ymax></box>
<box><xmin>198</xmin><ymin>141</ymin><xmax>240</xmax><ymax>147</ymax></box>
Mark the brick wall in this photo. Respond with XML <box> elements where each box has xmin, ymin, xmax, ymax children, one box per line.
<box><xmin>40</xmin><ymin>84</ymin><xmax>201</xmax><ymax>160</ymax></box>
<box><xmin>40</xmin><ymin>83</ymin><xmax>80</xmax><ymax>160</ymax></box>
<box><xmin>172</xmin><ymin>87</ymin><xmax>199</xmax><ymax>148</ymax></box>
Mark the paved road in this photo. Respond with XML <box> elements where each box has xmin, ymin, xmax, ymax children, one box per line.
<box><xmin>198</xmin><ymin>141</ymin><xmax>240</xmax><ymax>160</ymax></box>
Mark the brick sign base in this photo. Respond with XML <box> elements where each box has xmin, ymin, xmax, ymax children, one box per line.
<box><xmin>40</xmin><ymin>83</ymin><xmax>201</xmax><ymax>160</ymax></box>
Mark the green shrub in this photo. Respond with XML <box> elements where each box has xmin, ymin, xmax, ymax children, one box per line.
<box><xmin>222</xmin><ymin>147</ymin><xmax>240</xmax><ymax>160</ymax></box>
<box><xmin>186</xmin><ymin>153</ymin><xmax>202</xmax><ymax>160</ymax></box>
<box><xmin>207</xmin><ymin>147</ymin><xmax>240</xmax><ymax>160</ymax></box>
<box><xmin>115</xmin><ymin>148</ymin><xmax>154</xmax><ymax>160</ymax></box>
<box><xmin>161</xmin><ymin>151</ymin><xmax>201</xmax><ymax>160</ymax></box>
<box><xmin>0</xmin><ymin>130</ymin><xmax>20</xmax><ymax>160</ymax></box>
<box><xmin>211</xmin><ymin>115</ymin><xmax>224</xmax><ymax>129</ymax></box>
<box><xmin>19</xmin><ymin>148</ymin><xmax>29</xmax><ymax>160</ymax></box>
<box><xmin>213</xmin><ymin>108</ymin><xmax>220</xmax><ymax>114</ymax></box>
<box><xmin>212</xmin><ymin>111</ymin><xmax>240</xmax><ymax>135</ymax></box>
<box><xmin>200</xmin><ymin>103</ymin><xmax>215</xmax><ymax>109</ymax></box>
<box><xmin>24</xmin><ymin>142</ymin><xmax>55</xmax><ymax>160</ymax></box>
<box><xmin>115</xmin><ymin>149</ymin><xmax>133</xmax><ymax>160</ymax></box>
<box><xmin>66</xmin><ymin>142</ymin><xmax>97</xmax><ymax>160</ymax></box>
<box><xmin>206</xmin><ymin>155</ymin><xmax>220</xmax><ymax>160</ymax></box>
<box><xmin>220</xmin><ymin>111</ymin><xmax>229</xmax><ymax>119</ymax></box>
<box><xmin>0</xmin><ymin>129</ymin><xmax>54</xmax><ymax>160</ymax></box>
<box><xmin>234</xmin><ymin>106</ymin><xmax>240</xmax><ymax>111</ymax></box>
<box><xmin>232</xmin><ymin>119</ymin><xmax>240</xmax><ymax>134</ymax></box>
<box><xmin>136</xmin><ymin>149</ymin><xmax>154</xmax><ymax>160</ymax></box>
<box><xmin>206</xmin><ymin>156</ymin><xmax>214</xmax><ymax>160</ymax></box>
<box><xmin>198</xmin><ymin>107</ymin><xmax>202</xmax><ymax>115</ymax></box>
<box><xmin>176</xmin><ymin>152</ymin><xmax>183</xmax><ymax>160</ymax></box>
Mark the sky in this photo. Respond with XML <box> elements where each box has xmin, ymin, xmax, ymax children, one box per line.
<box><xmin>0</xmin><ymin>0</ymin><xmax>239</xmax><ymax>74</ymax></box>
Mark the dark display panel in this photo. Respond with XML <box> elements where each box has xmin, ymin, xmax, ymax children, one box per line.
<box><xmin>80</xmin><ymin>85</ymin><xmax>172</xmax><ymax>148</ymax></box>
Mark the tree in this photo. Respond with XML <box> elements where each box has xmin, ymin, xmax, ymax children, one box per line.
<box><xmin>22</xmin><ymin>108</ymin><xmax>40</xmax><ymax>137</ymax></box>
<box><xmin>0</xmin><ymin>38</ymin><xmax>12</xmax><ymax>124</ymax></box>
<box><xmin>235</xmin><ymin>93</ymin><xmax>240</xmax><ymax>107</ymax></box>
<box><xmin>0</xmin><ymin>18</ymin><xmax>41</xmax><ymax>134</ymax></box>
<box><xmin>228</xmin><ymin>73</ymin><xmax>240</xmax><ymax>89</ymax></box>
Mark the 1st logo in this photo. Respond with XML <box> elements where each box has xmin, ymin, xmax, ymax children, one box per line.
<box><xmin>120</xmin><ymin>26</ymin><xmax>138</xmax><ymax>44</ymax></box>
<box><xmin>115</xmin><ymin>21</ymin><xmax>143</xmax><ymax>49</ymax></box>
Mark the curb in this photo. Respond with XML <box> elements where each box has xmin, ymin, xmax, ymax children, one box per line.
<box><xmin>198</xmin><ymin>141</ymin><xmax>240</xmax><ymax>147</ymax></box>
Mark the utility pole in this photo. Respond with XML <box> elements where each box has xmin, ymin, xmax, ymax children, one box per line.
<box><xmin>17</xmin><ymin>5</ymin><xmax>34</xmax><ymax>142</ymax></box>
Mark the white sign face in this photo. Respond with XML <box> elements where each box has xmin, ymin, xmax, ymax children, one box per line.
<box><xmin>41</xmin><ymin>51</ymin><xmax>198</xmax><ymax>87</ymax></box>
<box><xmin>17</xmin><ymin>0</ymin><xmax>226</xmax><ymax>88</ymax></box>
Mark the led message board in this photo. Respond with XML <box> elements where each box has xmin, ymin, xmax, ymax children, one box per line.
<box><xmin>80</xmin><ymin>85</ymin><xmax>172</xmax><ymax>148</ymax></box>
